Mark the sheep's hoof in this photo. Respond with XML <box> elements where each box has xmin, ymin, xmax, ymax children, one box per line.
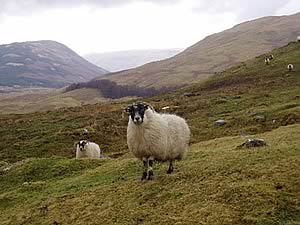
<box><xmin>167</xmin><ymin>168</ymin><xmax>173</xmax><ymax>174</ymax></box>
<box><xmin>147</xmin><ymin>170</ymin><xmax>154</xmax><ymax>180</ymax></box>
<box><xmin>141</xmin><ymin>171</ymin><xmax>147</xmax><ymax>180</ymax></box>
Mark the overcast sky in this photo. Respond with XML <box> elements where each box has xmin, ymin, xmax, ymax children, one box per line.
<box><xmin>0</xmin><ymin>0</ymin><xmax>299</xmax><ymax>55</ymax></box>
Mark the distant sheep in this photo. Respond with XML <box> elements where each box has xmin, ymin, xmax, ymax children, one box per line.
<box><xmin>126</xmin><ymin>102</ymin><xmax>190</xmax><ymax>180</ymax></box>
<box><xmin>287</xmin><ymin>64</ymin><xmax>294</xmax><ymax>72</ymax></box>
<box><xmin>264</xmin><ymin>55</ymin><xmax>274</xmax><ymax>65</ymax></box>
<box><xmin>297</xmin><ymin>36</ymin><xmax>300</xmax><ymax>42</ymax></box>
<box><xmin>264</xmin><ymin>57</ymin><xmax>270</xmax><ymax>65</ymax></box>
<box><xmin>75</xmin><ymin>140</ymin><xmax>101</xmax><ymax>159</ymax></box>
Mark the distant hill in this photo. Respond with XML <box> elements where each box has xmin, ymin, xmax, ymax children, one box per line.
<box><xmin>97</xmin><ymin>12</ymin><xmax>300</xmax><ymax>88</ymax></box>
<box><xmin>84</xmin><ymin>49</ymin><xmax>182</xmax><ymax>72</ymax></box>
<box><xmin>0</xmin><ymin>40</ymin><xmax>109</xmax><ymax>88</ymax></box>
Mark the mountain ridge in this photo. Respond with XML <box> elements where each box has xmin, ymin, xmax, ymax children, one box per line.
<box><xmin>84</xmin><ymin>48</ymin><xmax>182</xmax><ymax>72</ymax></box>
<box><xmin>0</xmin><ymin>40</ymin><xmax>108</xmax><ymax>88</ymax></box>
<box><xmin>97</xmin><ymin>12</ymin><xmax>300</xmax><ymax>88</ymax></box>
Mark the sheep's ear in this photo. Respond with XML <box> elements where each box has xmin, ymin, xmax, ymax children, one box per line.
<box><xmin>143</xmin><ymin>103</ymin><xmax>155</xmax><ymax>112</ymax></box>
<box><xmin>124</xmin><ymin>105</ymin><xmax>132</xmax><ymax>114</ymax></box>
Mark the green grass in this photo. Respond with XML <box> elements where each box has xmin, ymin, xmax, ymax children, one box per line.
<box><xmin>0</xmin><ymin>125</ymin><xmax>299</xmax><ymax>225</ymax></box>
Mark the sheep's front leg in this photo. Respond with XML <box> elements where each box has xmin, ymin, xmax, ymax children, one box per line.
<box><xmin>147</xmin><ymin>156</ymin><xmax>154</xmax><ymax>180</ymax></box>
<box><xmin>142</xmin><ymin>157</ymin><xmax>148</xmax><ymax>180</ymax></box>
<box><xmin>167</xmin><ymin>160</ymin><xmax>174</xmax><ymax>174</ymax></box>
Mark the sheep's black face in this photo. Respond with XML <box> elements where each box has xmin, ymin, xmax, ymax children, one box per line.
<box><xmin>126</xmin><ymin>103</ymin><xmax>148</xmax><ymax>125</ymax></box>
<box><xmin>78</xmin><ymin>140</ymin><xmax>87</xmax><ymax>151</ymax></box>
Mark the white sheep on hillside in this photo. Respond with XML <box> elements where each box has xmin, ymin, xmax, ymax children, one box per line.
<box><xmin>75</xmin><ymin>140</ymin><xmax>101</xmax><ymax>159</ymax></box>
<box><xmin>287</xmin><ymin>64</ymin><xmax>294</xmax><ymax>72</ymax></box>
<box><xmin>125</xmin><ymin>102</ymin><xmax>190</xmax><ymax>180</ymax></box>
<box><xmin>265</xmin><ymin>57</ymin><xmax>270</xmax><ymax>65</ymax></box>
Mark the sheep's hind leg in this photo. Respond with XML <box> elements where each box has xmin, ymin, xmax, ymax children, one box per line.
<box><xmin>147</xmin><ymin>156</ymin><xmax>154</xmax><ymax>180</ymax></box>
<box><xmin>141</xmin><ymin>157</ymin><xmax>148</xmax><ymax>180</ymax></box>
<box><xmin>167</xmin><ymin>160</ymin><xmax>174</xmax><ymax>174</ymax></box>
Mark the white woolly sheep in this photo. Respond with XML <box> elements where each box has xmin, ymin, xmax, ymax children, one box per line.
<box><xmin>265</xmin><ymin>57</ymin><xmax>270</xmax><ymax>65</ymax></box>
<box><xmin>75</xmin><ymin>140</ymin><xmax>101</xmax><ymax>159</ymax></box>
<box><xmin>297</xmin><ymin>36</ymin><xmax>300</xmax><ymax>42</ymax></box>
<box><xmin>287</xmin><ymin>64</ymin><xmax>294</xmax><ymax>72</ymax></box>
<box><xmin>126</xmin><ymin>102</ymin><xmax>190</xmax><ymax>180</ymax></box>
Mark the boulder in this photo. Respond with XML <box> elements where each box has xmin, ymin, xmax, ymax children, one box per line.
<box><xmin>237</xmin><ymin>138</ymin><xmax>266</xmax><ymax>149</ymax></box>
<box><xmin>214</xmin><ymin>119</ymin><xmax>226</xmax><ymax>126</ymax></box>
<box><xmin>254</xmin><ymin>115</ymin><xmax>266</xmax><ymax>122</ymax></box>
<box><xmin>183</xmin><ymin>92</ymin><xmax>196</xmax><ymax>97</ymax></box>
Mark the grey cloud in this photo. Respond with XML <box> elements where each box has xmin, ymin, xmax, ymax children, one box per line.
<box><xmin>0</xmin><ymin>0</ymin><xmax>294</xmax><ymax>21</ymax></box>
<box><xmin>234</xmin><ymin>0</ymin><xmax>289</xmax><ymax>21</ymax></box>
<box><xmin>192</xmin><ymin>0</ymin><xmax>290</xmax><ymax>21</ymax></box>
<box><xmin>0</xmin><ymin>0</ymin><xmax>179</xmax><ymax>16</ymax></box>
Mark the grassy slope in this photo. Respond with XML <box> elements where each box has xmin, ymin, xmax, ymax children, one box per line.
<box><xmin>0</xmin><ymin>43</ymin><xmax>299</xmax><ymax>162</ymax></box>
<box><xmin>0</xmin><ymin>88</ymin><xmax>109</xmax><ymax>114</ymax></box>
<box><xmin>0</xmin><ymin>125</ymin><xmax>299</xmax><ymax>225</ymax></box>
<box><xmin>0</xmin><ymin>42</ymin><xmax>300</xmax><ymax>224</ymax></box>
<box><xmin>98</xmin><ymin>13</ymin><xmax>300</xmax><ymax>88</ymax></box>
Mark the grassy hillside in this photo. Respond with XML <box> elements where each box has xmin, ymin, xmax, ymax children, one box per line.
<box><xmin>1</xmin><ymin>42</ymin><xmax>298</xmax><ymax>162</ymax></box>
<box><xmin>97</xmin><ymin>13</ymin><xmax>300</xmax><ymax>88</ymax></box>
<box><xmin>0</xmin><ymin>42</ymin><xmax>300</xmax><ymax>224</ymax></box>
<box><xmin>0</xmin><ymin>88</ymin><xmax>110</xmax><ymax>114</ymax></box>
<box><xmin>0</xmin><ymin>125</ymin><xmax>299</xmax><ymax>225</ymax></box>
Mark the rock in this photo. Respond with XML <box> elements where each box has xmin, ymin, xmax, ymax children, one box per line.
<box><xmin>81</xmin><ymin>128</ymin><xmax>89</xmax><ymax>135</ymax></box>
<box><xmin>100</xmin><ymin>154</ymin><xmax>111</xmax><ymax>159</ymax></box>
<box><xmin>214</xmin><ymin>119</ymin><xmax>226</xmax><ymax>126</ymax></box>
<box><xmin>183</xmin><ymin>92</ymin><xmax>196</xmax><ymax>97</ymax></box>
<box><xmin>0</xmin><ymin>161</ymin><xmax>12</xmax><ymax>173</ymax></box>
<box><xmin>275</xmin><ymin>182</ymin><xmax>284</xmax><ymax>190</ymax></box>
<box><xmin>215</xmin><ymin>98</ymin><xmax>227</xmax><ymax>104</ymax></box>
<box><xmin>254</xmin><ymin>115</ymin><xmax>266</xmax><ymax>122</ymax></box>
<box><xmin>237</xmin><ymin>138</ymin><xmax>266</xmax><ymax>149</ymax></box>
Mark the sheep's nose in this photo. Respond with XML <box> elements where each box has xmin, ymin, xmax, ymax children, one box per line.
<box><xmin>135</xmin><ymin>116</ymin><xmax>141</xmax><ymax>121</ymax></box>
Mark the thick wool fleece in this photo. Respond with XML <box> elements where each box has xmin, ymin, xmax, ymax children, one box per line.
<box><xmin>76</xmin><ymin>142</ymin><xmax>101</xmax><ymax>159</ymax></box>
<box><xmin>127</xmin><ymin>108</ymin><xmax>190</xmax><ymax>161</ymax></box>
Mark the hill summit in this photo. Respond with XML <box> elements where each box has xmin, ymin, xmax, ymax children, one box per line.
<box><xmin>0</xmin><ymin>40</ymin><xmax>108</xmax><ymax>88</ymax></box>
<box><xmin>97</xmin><ymin>12</ymin><xmax>300</xmax><ymax>88</ymax></box>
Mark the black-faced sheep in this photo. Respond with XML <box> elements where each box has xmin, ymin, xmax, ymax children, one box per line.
<box><xmin>287</xmin><ymin>64</ymin><xmax>294</xmax><ymax>72</ymax></box>
<box><xmin>75</xmin><ymin>140</ymin><xmax>101</xmax><ymax>159</ymax></box>
<box><xmin>125</xmin><ymin>102</ymin><xmax>190</xmax><ymax>180</ymax></box>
